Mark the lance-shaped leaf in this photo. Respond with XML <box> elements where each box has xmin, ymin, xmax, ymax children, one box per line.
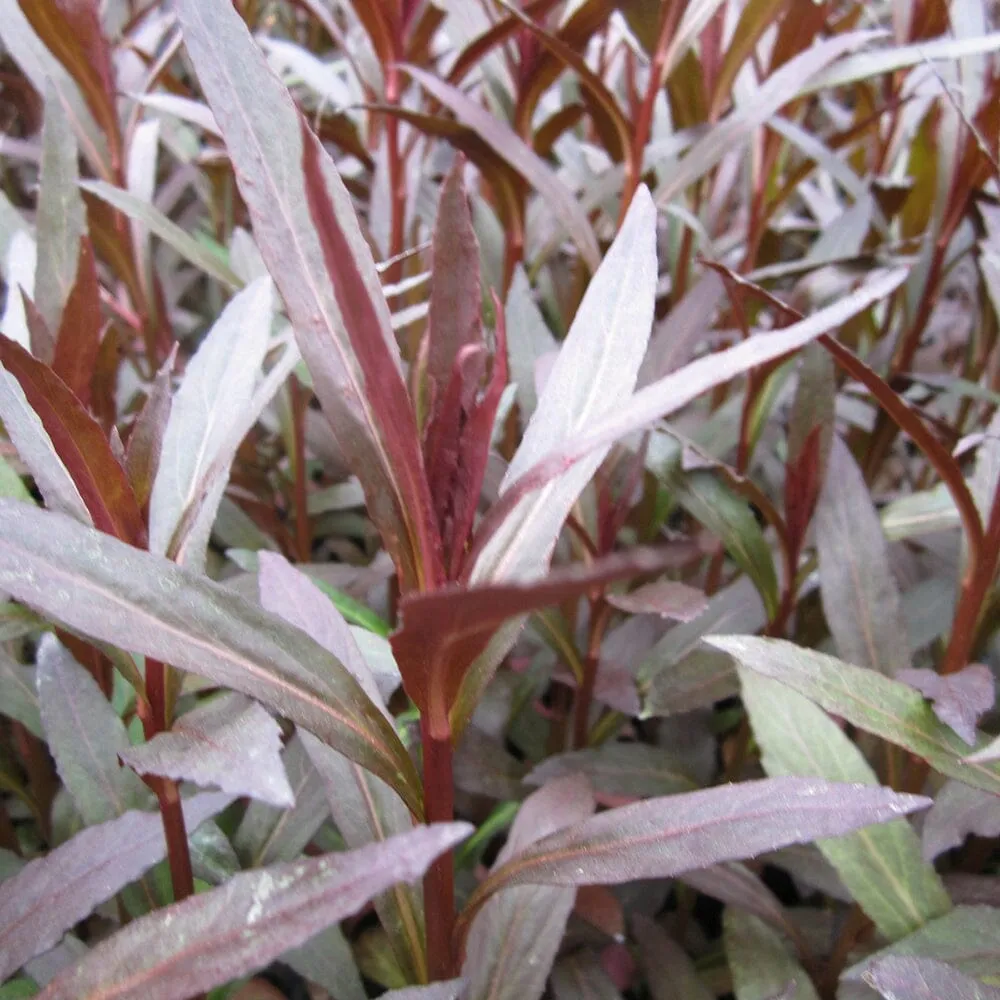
<box><xmin>725</xmin><ymin>910</ymin><xmax>818</xmax><ymax>1000</ymax></box>
<box><xmin>0</xmin><ymin>334</ymin><xmax>145</xmax><ymax>544</ymax></box>
<box><xmin>0</xmin><ymin>352</ymin><xmax>89</xmax><ymax>525</ymax></box>
<box><xmin>683</xmin><ymin>860</ymin><xmax>804</xmax><ymax>949</ymax></box>
<box><xmin>257</xmin><ymin>553</ymin><xmax>426</xmax><ymax>984</ymax></box>
<box><xmin>395</xmin><ymin>546</ymin><xmax>678</xmax><ymax>736</ymax></box>
<box><xmin>148</xmin><ymin>276</ymin><xmax>275</xmax><ymax>570</ymax></box>
<box><xmin>36</xmin><ymin>823</ymin><xmax>473</xmax><ymax>1000</ymax></box>
<box><xmin>463</xmin><ymin>776</ymin><xmax>596</xmax><ymax>1000</ymax></box>
<box><xmin>469</xmin><ymin>186</ymin><xmax>657</xmax><ymax>587</ymax></box>
<box><xmin>282</xmin><ymin>924</ymin><xmax>366</xmax><ymax>1000</ymax></box>
<box><xmin>710</xmin><ymin>636</ymin><xmax>1000</xmax><ymax>797</ymax></box>
<box><xmin>816</xmin><ymin>436</ymin><xmax>910</xmax><ymax>677</ymax></box>
<box><xmin>52</xmin><ymin>236</ymin><xmax>102</xmax><ymax>409</ymax></box>
<box><xmin>16</xmin><ymin>0</ymin><xmax>120</xmax><ymax>176</ymax></box>
<box><xmin>0</xmin><ymin>651</ymin><xmax>42</xmax><ymax>738</ymax></box>
<box><xmin>739</xmin><ymin>668</ymin><xmax>950</xmax><ymax>941</ymax></box>
<box><xmin>124</xmin><ymin>354</ymin><xmax>173</xmax><ymax>510</ymax></box>
<box><xmin>403</xmin><ymin>66</ymin><xmax>600</xmax><ymax>272</ymax></box>
<box><xmin>456</xmin><ymin>777</ymin><xmax>930</xmax><ymax>945</ymax></box>
<box><xmin>36</xmin><ymin>633</ymin><xmax>152</xmax><ymax>826</ymax></box>
<box><xmin>632</xmin><ymin>915</ymin><xmax>714</xmax><ymax>1000</ymax></box>
<box><xmin>0</xmin><ymin>792</ymin><xmax>232</xmax><ymax>981</ymax></box>
<box><xmin>841</xmin><ymin>906</ymin><xmax>1000</xmax><ymax>1000</ymax></box>
<box><xmin>469</xmin><ymin>267</ymin><xmax>908</xmax><ymax>592</ymax></box>
<box><xmin>175</xmin><ymin>0</ymin><xmax>441</xmax><ymax>592</ymax></box>
<box><xmin>605</xmin><ymin>580</ymin><xmax>708</xmax><ymax>622</ymax></box>
<box><xmin>922</xmin><ymin>781</ymin><xmax>1000</xmax><ymax>860</ymax></box>
<box><xmin>79</xmin><ymin>182</ymin><xmax>240</xmax><ymax>290</ymax></box>
<box><xmin>120</xmin><ymin>694</ymin><xmax>293</xmax><ymax>809</ymax></box>
<box><xmin>424</xmin><ymin>156</ymin><xmax>483</xmax><ymax>423</ymax></box>
<box><xmin>863</xmin><ymin>957</ymin><xmax>1000</xmax><ymax>1000</ymax></box>
<box><xmin>233</xmin><ymin>734</ymin><xmax>329</xmax><ymax>868</ymax></box>
<box><xmin>505</xmin><ymin>265</ymin><xmax>557</xmax><ymax>423</ymax></box>
<box><xmin>34</xmin><ymin>86</ymin><xmax>86</xmax><ymax>351</ymax></box>
<box><xmin>898</xmin><ymin>665</ymin><xmax>995</xmax><ymax>748</ymax></box>
<box><xmin>0</xmin><ymin>501</ymin><xmax>424</xmax><ymax>817</ymax></box>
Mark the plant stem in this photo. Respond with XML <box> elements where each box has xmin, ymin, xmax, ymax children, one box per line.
<box><xmin>385</xmin><ymin>63</ymin><xmax>407</xmax><ymax>284</ymax></box>
<box><xmin>420</xmin><ymin>715</ymin><xmax>456</xmax><ymax>980</ymax></box>
<box><xmin>144</xmin><ymin>658</ymin><xmax>195</xmax><ymax>904</ymax></box>
<box><xmin>154</xmin><ymin>777</ymin><xmax>195</xmax><ymax>903</ymax></box>
<box><xmin>574</xmin><ymin>600</ymin><xmax>611</xmax><ymax>749</ymax></box>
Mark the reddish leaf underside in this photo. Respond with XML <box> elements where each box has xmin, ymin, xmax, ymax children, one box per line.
<box><xmin>392</xmin><ymin>546</ymin><xmax>678</xmax><ymax>737</ymax></box>
<box><xmin>300</xmin><ymin>117</ymin><xmax>443</xmax><ymax>592</ymax></box>
<box><xmin>52</xmin><ymin>236</ymin><xmax>103</xmax><ymax>409</ymax></box>
<box><xmin>0</xmin><ymin>329</ymin><xmax>145</xmax><ymax>545</ymax></box>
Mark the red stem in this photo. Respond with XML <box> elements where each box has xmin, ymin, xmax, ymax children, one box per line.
<box><xmin>385</xmin><ymin>64</ymin><xmax>407</xmax><ymax>283</ymax></box>
<box><xmin>573</xmin><ymin>601</ymin><xmax>611</xmax><ymax>749</ymax></box>
<box><xmin>144</xmin><ymin>658</ymin><xmax>195</xmax><ymax>903</ymax></box>
<box><xmin>620</xmin><ymin>2</ymin><xmax>683</xmax><ymax>224</ymax></box>
<box><xmin>421</xmin><ymin>716</ymin><xmax>456</xmax><ymax>980</ymax></box>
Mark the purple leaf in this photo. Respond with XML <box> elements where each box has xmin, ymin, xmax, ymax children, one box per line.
<box><xmin>680</xmin><ymin>863</ymin><xmax>802</xmax><ymax>947</ymax></box>
<box><xmin>37</xmin><ymin>823</ymin><xmax>472</xmax><ymax>1000</ymax></box>
<box><xmin>863</xmin><ymin>957</ymin><xmax>1000</xmax><ymax>1000</ymax></box>
<box><xmin>395</xmin><ymin>546</ymin><xmax>679</xmax><ymax>735</ymax></box>
<box><xmin>424</xmin><ymin>155</ymin><xmax>483</xmax><ymax>426</ymax></box>
<box><xmin>458</xmin><ymin>777</ymin><xmax>930</xmax><ymax>940</ymax></box>
<box><xmin>232</xmin><ymin>734</ymin><xmax>329</xmax><ymax>868</ymax></box>
<box><xmin>174</xmin><ymin>0</ymin><xmax>441</xmax><ymax>593</ymax></box>
<box><xmin>841</xmin><ymin>905</ymin><xmax>1000</xmax><ymax>999</ymax></box>
<box><xmin>525</xmin><ymin>743</ymin><xmax>697</xmax><ymax>801</ymax></box>
<box><xmin>36</xmin><ymin>633</ymin><xmax>153</xmax><ymax>825</ymax></box>
<box><xmin>0</xmin><ymin>500</ymin><xmax>423</xmax><ymax>817</ymax></box>
<box><xmin>119</xmin><ymin>694</ymin><xmax>294</xmax><ymax>809</ymax></box>
<box><xmin>815</xmin><ymin>434</ymin><xmax>910</xmax><ymax>677</ymax></box>
<box><xmin>896</xmin><ymin>665</ymin><xmax>995</xmax><ymax>748</ymax></box>
<box><xmin>258</xmin><ymin>551</ymin><xmax>383</xmax><ymax>711</ymax></box>
<box><xmin>470</xmin><ymin>268</ymin><xmax>908</xmax><ymax>592</ymax></box>
<box><xmin>258</xmin><ymin>553</ymin><xmax>425</xmax><ymax>981</ymax></box>
<box><xmin>632</xmin><ymin>916</ymin><xmax>713</xmax><ymax>1000</ymax></box>
<box><xmin>923</xmin><ymin>780</ymin><xmax>1000</xmax><ymax>860</ymax></box>
<box><xmin>0</xmin><ymin>791</ymin><xmax>232</xmax><ymax>981</ymax></box>
<box><xmin>462</xmin><ymin>775</ymin><xmax>596</xmax><ymax>1000</ymax></box>
<box><xmin>605</xmin><ymin>580</ymin><xmax>708</xmax><ymax>622</ymax></box>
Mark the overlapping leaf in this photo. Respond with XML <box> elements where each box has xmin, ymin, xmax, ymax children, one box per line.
<box><xmin>0</xmin><ymin>500</ymin><xmax>423</xmax><ymax>816</ymax></box>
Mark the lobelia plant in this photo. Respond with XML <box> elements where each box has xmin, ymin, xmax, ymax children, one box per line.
<box><xmin>0</xmin><ymin>1</ymin><xmax>1000</xmax><ymax>999</ymax></box>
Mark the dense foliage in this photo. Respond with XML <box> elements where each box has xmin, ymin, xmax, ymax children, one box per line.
<box><xmin>1</xmin><ymin>0</ymin><xmax>1000</xmax><ymax>997</ymax></box>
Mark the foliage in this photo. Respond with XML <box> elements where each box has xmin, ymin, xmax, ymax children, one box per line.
<box><xmin>0</xmin><ymin>1</ymin><xmax>1000</xmax><ymax>998</ymax></box>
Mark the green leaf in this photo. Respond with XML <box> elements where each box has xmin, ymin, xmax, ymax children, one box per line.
<box><xmin>740</xmin><ymin>668</ymin><xmax>951</xmax><ymax>940</ymax></box>
<box><xmin>725</xmin><ymin>909</ymin><xmax>819</xmax><ymax>1000</ymax></box>
<box><xmin>0</xmin><ymin>651</ymin><xmax>42</xmax><ymax>738</ymax></box>
<box><xmin>660</xmin><ymin>460</ymin><xmax>779</xmax><ymax>619</ymax></box>
<box><xmin>79</xmin><ymin>181</ymin><xmax>240</xmax><ymax>289</ymax></box>
<box><xmin>710</xmin><ymin>636</ymin><xmax>1000</xmax><ymax>797</ymax></box>
<box><xmin>0</xmin><ymin>500</ymin><xmax>424</xmax><ymax>818</ymax></box>
<box><xmin>841</xmin><ymin>906</ymin><xmax>1000</xmax><ymax>1000</ymax></box>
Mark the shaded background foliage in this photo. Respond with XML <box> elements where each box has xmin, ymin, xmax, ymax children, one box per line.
<box><xmin>1</xmin><ymin>1</ymin><xmax>1000</xmax><ymax>999</ymax></box>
